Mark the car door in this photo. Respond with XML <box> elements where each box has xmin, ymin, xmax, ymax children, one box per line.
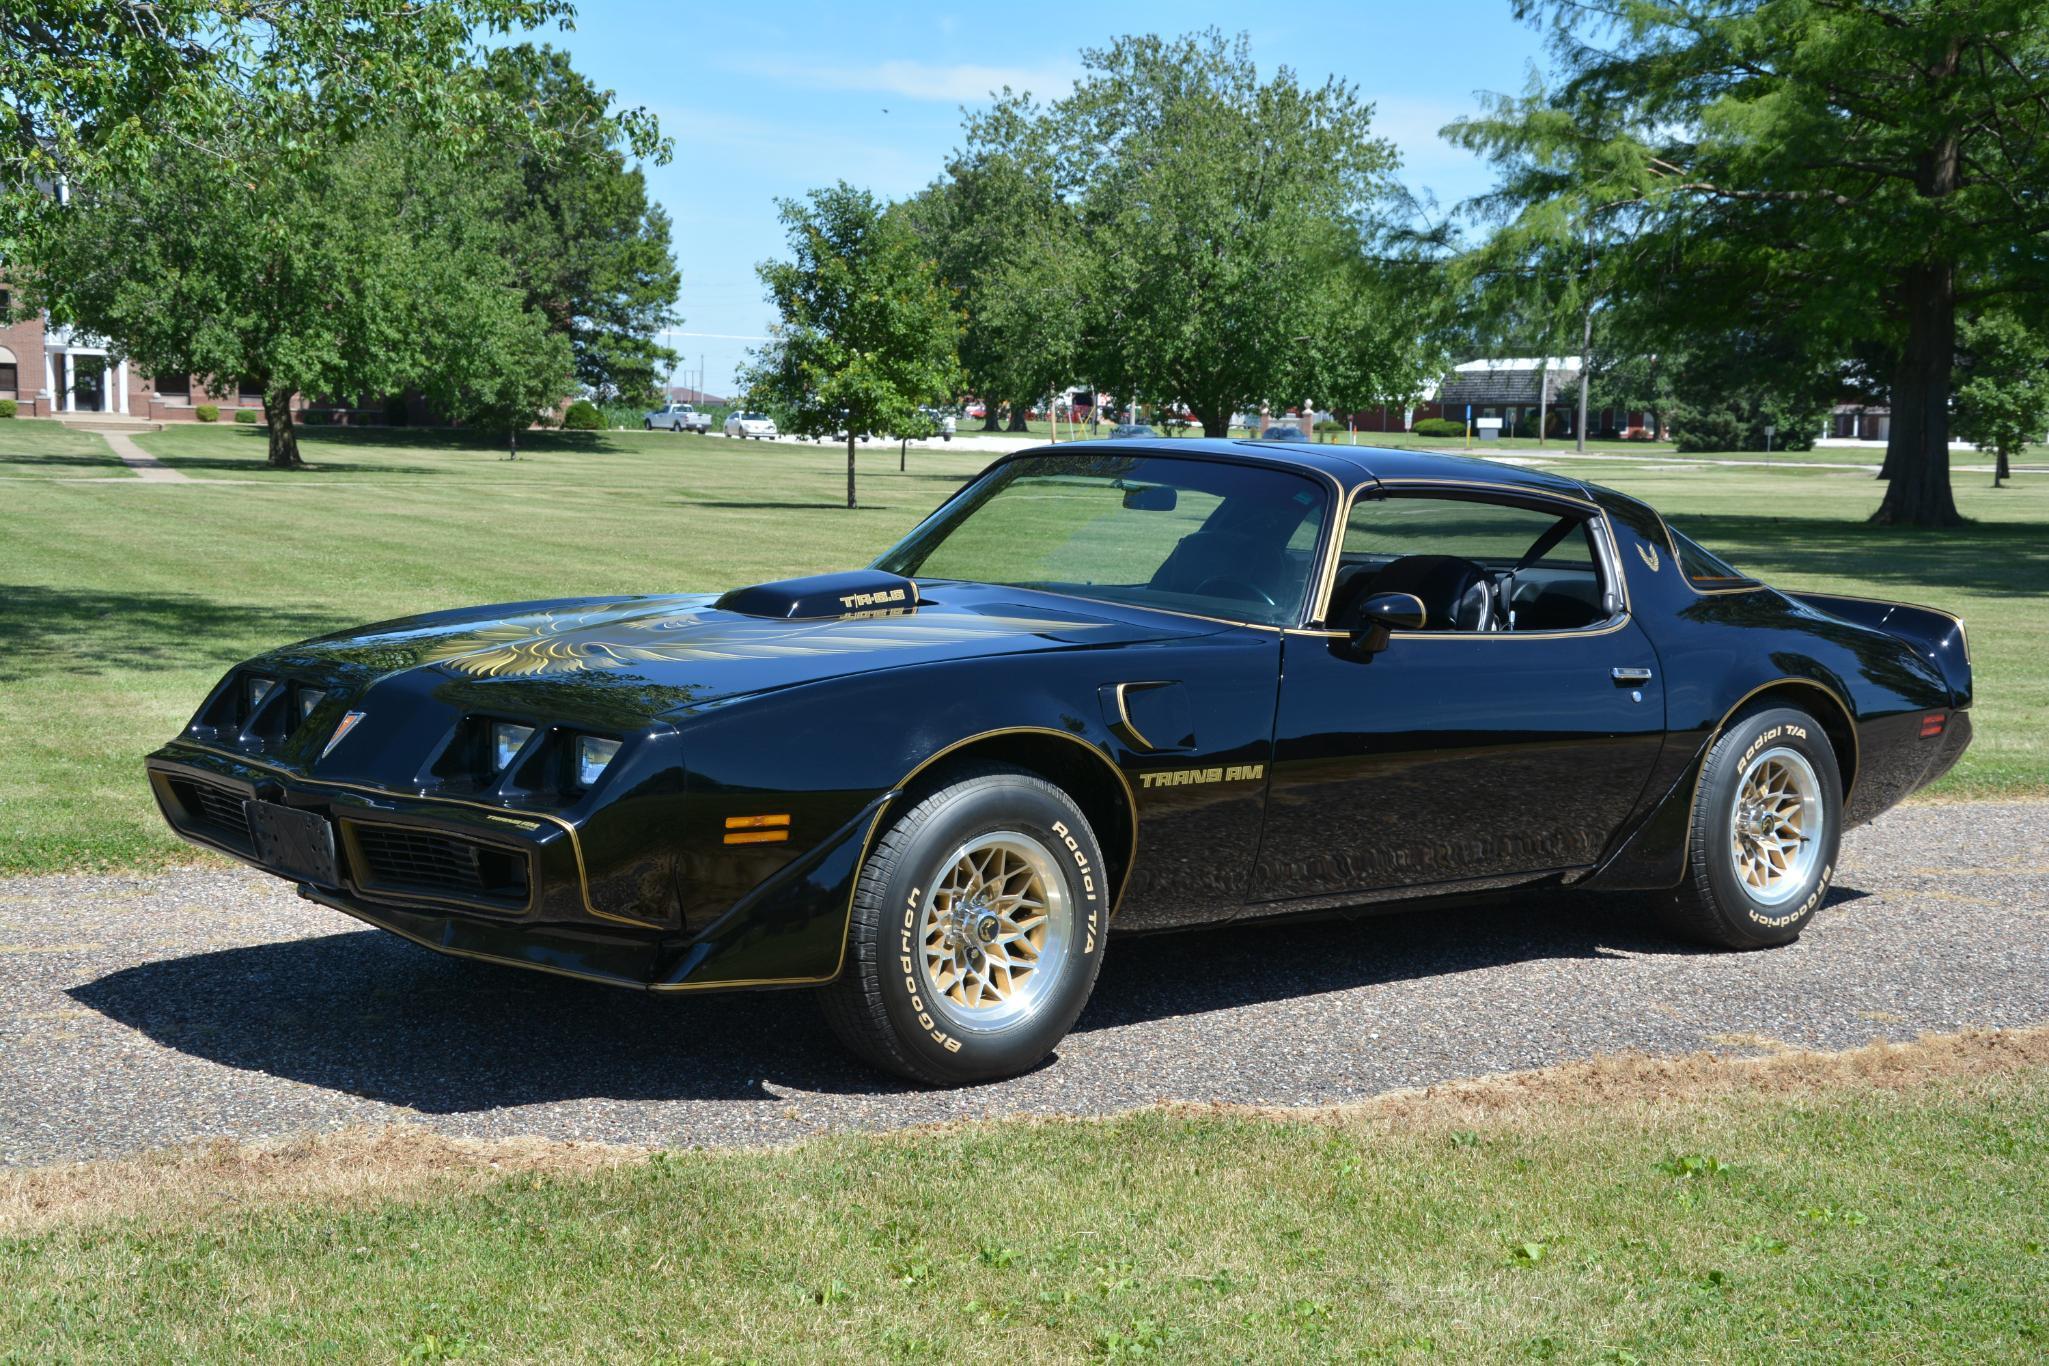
<box><xmin>1250</xmin><ymin>486</ymin><xmax>1667</xmax><ymax>903</ymax></box>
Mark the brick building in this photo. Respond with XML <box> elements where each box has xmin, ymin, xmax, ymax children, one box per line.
<box><xmin>1345</xmin><ymin>357</ymin><xmax>1659</xmax><ymax>438</ymax></box>
<box><xmin>0</xmin><ymin>286</ymin><xmax>274</xmax><ymax>421</ymax></box>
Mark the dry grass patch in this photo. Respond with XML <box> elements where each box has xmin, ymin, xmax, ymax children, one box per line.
<box><xmin>0</xmin><ymin>1127</ymin><xmax>646</xmax><ymax>1236</ymax></box>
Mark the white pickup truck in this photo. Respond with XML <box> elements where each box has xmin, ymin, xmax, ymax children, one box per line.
<box><xmin>644</xmin><ymin>402</ymin><xmax>712</xmax><ymax>434</ymax></box>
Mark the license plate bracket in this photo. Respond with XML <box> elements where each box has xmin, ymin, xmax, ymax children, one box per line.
<box><xmin>245</xmin><ymin>800</ymin><xmax>340</xmax><ymax>887</ymax></box>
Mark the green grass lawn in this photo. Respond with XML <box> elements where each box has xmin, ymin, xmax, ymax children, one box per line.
<box><xmin>0</xmin><ymin>418</ymin><xmax>130</xmax><ymax>477</ymax></box>
<box><xmin>5</xmin><ymin>1051</ymin><xmax>2043</xmax><ymax>1359</ymax></box>
<box><xmin>0</xmin><ymin>422</ymin><xmax>2041</xmax><ymax>873</ymax></box>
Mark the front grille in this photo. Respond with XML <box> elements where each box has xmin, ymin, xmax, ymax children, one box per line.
<box><xmin>172</xmin><ymin>778</ymin><xmax>252</xmax><ymax>847</ymax></box>
<box><xmin>348</xmin><ymin>823</ymin><xmax>530</xmax><ymax>908</ymax></box>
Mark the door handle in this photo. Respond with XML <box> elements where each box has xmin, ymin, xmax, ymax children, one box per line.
<box><xmin>1610</xmin><ymin>666</ymin><xmax>1653</xmax><ymax>684</ymax></box>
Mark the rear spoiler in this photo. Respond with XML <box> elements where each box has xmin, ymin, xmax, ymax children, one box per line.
<box><xmin>1790</xmin><ymin>593</ymin><xmax>1971</xmax><ymax>708</ymax></box>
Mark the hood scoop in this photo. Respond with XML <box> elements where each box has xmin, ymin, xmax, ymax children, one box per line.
<box><xmin>714</xmin><ymin>570</ymin><xmax>921</xmax><ymax>620</ymax></box>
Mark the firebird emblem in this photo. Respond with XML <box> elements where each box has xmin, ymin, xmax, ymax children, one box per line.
<box><xmin>1635</xmin><ymin>542</ymin><xmax>1662</xmax><ymax>572</ymax></box>
<box><xmin>322</xmin><ymin>710</ymin><xmax>366</xmax><ymax>758</ymax></box>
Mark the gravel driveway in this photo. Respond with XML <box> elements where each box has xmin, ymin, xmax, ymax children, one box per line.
<box><xmin>3</xmin><ymin>800</ymin><xmax>2044</xmax><ymax>1167</ymax></box>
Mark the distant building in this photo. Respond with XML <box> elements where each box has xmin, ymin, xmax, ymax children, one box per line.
<box><xmin>1829</xmin><ymin>403</ymin><xmax>1889</xmax><ymax>440</ymax></box>
<box><xmin>0</xmin><ymin>283</ymin><xmax>282</xmax><ymax>421</ymax></box>
<box><xmin>1346</xmin><ymin>356</ymin><xmax>1658</xmax><ymax>437</ymax></box>
<box><xmin>666</xmin><ymin>385</ymin><xmax>730</xmax><ymax>407</ymax></box>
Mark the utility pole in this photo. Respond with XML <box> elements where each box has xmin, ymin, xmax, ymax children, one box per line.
<box><xmin>1575</xmin><ymin>311</ymin><xmax>1592</xmax><ymax>454</ymax></box>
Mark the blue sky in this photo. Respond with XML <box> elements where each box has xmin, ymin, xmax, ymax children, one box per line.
<box><xmin>549</xmin><ymin>2</ymin><xmax>1551</xmax><ymax>395</ymax></box>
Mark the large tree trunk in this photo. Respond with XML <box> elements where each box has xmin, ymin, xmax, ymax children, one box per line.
<box><xmin>1995</xmin><ymin>447</ymin><xmax>2010</xmax><ymax>487</ymax></box>
<box><xmin>845</xmin><ymin>432</ymin><xmax>857</xmax><ymax>509</ymax></box>
<box><xmin>1006</xmin><ymin>404</ymin><xmax>1030</xmax><ymax>433</ymax></box>
<box><xmin>1871</xmin><ymin>262</ymin><xmax>1962</xmax><ymax>526</ymax></box>
<box><xmin>980</xmin><ymin>408</ymin><xmax>1001</xmax><ymax>432</ymax></box>
<box><xmin>1196</xmin><ymin>401</ymin><xmax>1230</xmax><ymax>438</ymax></box>
<box><xmin>263</xmin><ymin>388</ymin><xmax>302</xmax><ymax>468</ymax></box>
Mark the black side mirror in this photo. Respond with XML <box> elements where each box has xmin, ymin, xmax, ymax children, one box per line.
<box><xmin>1344</xmin><ymin>591</ymin><xmax>1428</xmax><ymax>656</ymax></box>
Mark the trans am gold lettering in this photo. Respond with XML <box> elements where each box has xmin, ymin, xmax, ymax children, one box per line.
<box><xmin>839</xmin><ymin>587</ymin><xmax>908</xmax><ymax>610</ymax></box>
<box><xmin>1138</xmin><ymin>763</ymin><xmax>1265</xmax><ymax>789</ymax></box>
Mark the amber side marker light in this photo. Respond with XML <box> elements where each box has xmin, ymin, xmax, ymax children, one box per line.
<box><xmin>724</xmin><ymin>813</ymin><xmax>791</xmax><ymax>845</ymax></box>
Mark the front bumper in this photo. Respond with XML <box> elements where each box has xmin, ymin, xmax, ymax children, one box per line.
<box><xmin>146</xmin><ymin>742</ymin><xmax>674</xmax><ymax>988</ymax></box>
<box><xmin>145</xmin><ymin>740</ymin><xmax>875</xmax><ymax>992</ymax></box>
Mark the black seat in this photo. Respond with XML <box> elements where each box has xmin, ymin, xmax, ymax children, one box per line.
<box><xmin>1363</xmin><ymin>554</ymin><xmax>1495</xmax><ymax>631</ymax></box>
<box><xmin>1326</xmin><ymin>562</ymin><xmax>1381</xmax><ymax>626</ymax></box>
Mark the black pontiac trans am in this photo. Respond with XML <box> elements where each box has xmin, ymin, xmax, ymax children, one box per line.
<box><xmin>147</xmin><ymin>442</ymin><xmax>1973</xmax><ymax>1083</ymax></box>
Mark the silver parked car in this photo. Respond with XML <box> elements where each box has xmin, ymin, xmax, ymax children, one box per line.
<box><xmin>724</xmin><ymin>411</ymin><xmax>779</xmax><ymax>441</ymax></box>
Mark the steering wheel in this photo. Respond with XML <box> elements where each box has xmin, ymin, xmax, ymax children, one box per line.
<box><xmin>1194</xmin><ymin>575</ymin><xmax>1278</xmax><ymax>608</ymax></box>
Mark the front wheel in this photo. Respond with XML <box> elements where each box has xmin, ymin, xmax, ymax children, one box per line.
<box><xmin>821</xmin><ymin>765</ymin><xmax>1110</xmax><ymax>1084</ymax></box>
<box><xmin>1656</xmin><ymin>704</ymin><xmax>1843</xmax><ymax>948</ymax></box>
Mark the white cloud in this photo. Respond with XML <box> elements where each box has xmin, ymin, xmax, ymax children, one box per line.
<box><xmin>727</xmin><ymin>56</ymin><xmax>1076</xmax><ymax>104</ymax></box>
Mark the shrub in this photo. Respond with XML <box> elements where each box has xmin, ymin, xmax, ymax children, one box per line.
<box><xmin>1411</xmin><ymin>417</ymin><xmax>1465</xmax><ymax>438</ymax></box>
<box><xmin>233</xmin><ymin>407</ymin><xmax>260</xmax><ymax>424</ymax></box>
<box><xmin>302</xmin><ymin>408</ymin><xmax>329</xmax><ymax>426</ymax></box>
<box><xmin>0</xmin><ymin>399</ymin><xmax>15</xmax><ymax>419</ymax></box>
<box><xmin>561</xmin><ymin>399</ymin><xmax>603</xmax><ymax>431</ymax></box>
<box><xmin>195</xmin><ymin>403</ymin><xmax>219</xmax><ymax>422</ymax></box>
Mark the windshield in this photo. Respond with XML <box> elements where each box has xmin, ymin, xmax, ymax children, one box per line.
<box><xmin>876</xmin><ymin>453</ymin><xmax>1331</xmax><ymax>626</ymax></box>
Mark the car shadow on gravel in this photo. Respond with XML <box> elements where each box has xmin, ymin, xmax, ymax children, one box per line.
<box><xmin>67</xmin><ymin>885</ymin><xmax>1869</xmax><ymax>1110</ymax></box>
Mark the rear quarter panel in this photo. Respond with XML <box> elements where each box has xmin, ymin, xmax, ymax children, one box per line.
<box><xmin>1581</xmin><ymin>490</ymin><xmax>1956</xmax><ymax>890</ymax></box>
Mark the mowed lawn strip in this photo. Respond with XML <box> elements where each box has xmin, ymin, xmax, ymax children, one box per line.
<box><xmin>3</xmin><ymin>1040</ymin><xmax>2044</xmax><ymax>1359</ymax></box>
<box><xmin>0</xmin><ymin>420</ymin><xmax>131</xmax><ymax>478</ymax></box>
<box><xmin>0</xmin><ymin>423</ymin><xmax>2042</xmax><ymax>873</ymax></box>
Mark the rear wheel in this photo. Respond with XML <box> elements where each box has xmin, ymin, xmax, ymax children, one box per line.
<box><xmin>1656</xmin><ymin>704</ymin><xmax>1843</xmax><ymax>948</ymax></box>
<box><xmin>821</xmin><ymin>765</ymin><xmax>1110</xmax><ymax>1084</ymax></box>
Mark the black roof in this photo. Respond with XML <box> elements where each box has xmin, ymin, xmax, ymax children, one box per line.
<box><xmin>1009</xmin><ymin>438</ymin><xmax>1597</xmax><ymax>502</ymax></box>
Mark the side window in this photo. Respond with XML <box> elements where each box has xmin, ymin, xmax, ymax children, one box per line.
<box><xmin>1329</xmin><ymin>493</ymin><xmax>1612</xmax><ymax>633</ymax></box>
<box><xmin>1669</xmin><ymin>527</ymin><xmax>1760</xmax><ymax>592</ymax></box>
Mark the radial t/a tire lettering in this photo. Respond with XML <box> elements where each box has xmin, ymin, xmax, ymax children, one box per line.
<box><xmin>820</xmin><ymin>764</ymin><xmax>1110</xmax><ymax>1084</ymax></box>
<box><xmin>1657</xmin><ymin>704</ymin><xmax>1843</xmax><ymax>949</ymax></box>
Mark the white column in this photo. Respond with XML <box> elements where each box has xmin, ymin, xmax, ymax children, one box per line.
<box><xmin>42</xmin><ymin>349</ymin><xmax>55</xmax><ymax>405</ymax></box>
<box><xmin>117</xmin><ymin>359</ymin><xmax>129</xmax><ymax>414</ymax></box>
<box><xmin>62</xmin><ymin>352</ymin><xmax>75</xmax><ymax>412</ymax></box>
<box><xmin>101</xmin><ymin>358</ymin><xmax>113</xmax><ymax>414</ymax></box>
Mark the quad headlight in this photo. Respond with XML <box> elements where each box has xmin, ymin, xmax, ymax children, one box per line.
<box><xmin>574</xmin><ymin>736</ymin><xmax>621</xmax><ymax>788</ymax></box>
<box><xmin>491</xmin><ymin>722</ymin><xmax>535</xmax><ymax>773</ymax></box>
<box><xmin>245</xmin><ymin>676</ymin><xmax>276</xmax><ymax>713</ymax></box>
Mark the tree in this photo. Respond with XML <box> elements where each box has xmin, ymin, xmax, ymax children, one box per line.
<box><xmin>742</xmin><ymin>183</ymin><xmax>963</xmax><ymax>509</ymax></box>
<box><xmin>1508</xmin><ymin>0</ymin><xmax>2049</xmax><ymax>525</ymax></box>
<box><xmin>1446</xmin><ymin>84</ymin><xmax>1666</xmax><ymax>452</ymax></box>
<box><xmin>903</xmin><ymin>94</ymin><xmax>1085</xmax><ymax>432</ymax></box>
<box><xmin>474</xmin><ymin>46</ymin><xmax>680</xmax><ymax>403</ymax></box>
<box><xmin>1044</xmin><ymin>31</ymin><xmax>1405</xmax><ymax>437</ymax></box>
<box><xmin>1954</xmin><ymin>311</ymin><xmax>2049</xmax><ymax>487</ymax></box>
<box><xmin>19</xmin><ymin>115</ymin><xmax>571</xmax><ymax>467</ymax></box>
<box><xmin>0</xmin><ymin>0</ymin><xmax>587</xmax><ymax>235</ymax></box>
<box><xmin>22</xmin><ymin>126</ymin><xmax>422</xmax><ymax>466</ymax></box>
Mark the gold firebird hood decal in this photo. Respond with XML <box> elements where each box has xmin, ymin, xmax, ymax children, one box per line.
<box><xmin>420</xmin><ymin>606</ymin><xmax>1105</xmax><ymax>678</ymax></box>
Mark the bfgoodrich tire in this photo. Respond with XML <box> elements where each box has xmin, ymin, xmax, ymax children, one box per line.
<box><xmin>820</xmin><ymin>765</ymin><xmax>1111</xmax><ymax>1084</ymax></box>
<box><xmin>1657</xmin><ymin>704</ymin><xmax>1844</xmax><ymax>949</ymax></box>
